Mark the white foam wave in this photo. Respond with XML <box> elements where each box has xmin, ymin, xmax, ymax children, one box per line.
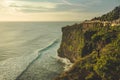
<box><xmin>0</xmin><ymin>50</ymin><xmax>38</xmax><ymax>80</ymax></box>
<box><xmin>56</xmin><ymin>57</ymin><xmax>73</xmax><ymax>71</ymax></box>
<box><xmin>0</xmin><ymin>39</ymin><xmax>59</xmax><ymax>80</ymax></box>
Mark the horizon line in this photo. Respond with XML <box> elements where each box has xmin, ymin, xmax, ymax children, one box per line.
<box><xmin>0</xmin><ymin>21</ymin><xmax>82</xmax><ymax>22</ymax></box>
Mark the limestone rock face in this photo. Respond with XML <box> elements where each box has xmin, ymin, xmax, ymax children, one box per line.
<box><xmin>58</xmin><ymin>24</ymin><xmax>84</xmax><ymax>62</ymax></box>
<box><xmin>58</xmin><ymin>23</ymin><xmax>100</xmax><ymax>62</ymax></box>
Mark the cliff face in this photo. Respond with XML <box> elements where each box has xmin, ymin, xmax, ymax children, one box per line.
<box><xmin>56</xmin><ymin>24</ymin><xmax>120</xmax><ymax>80</ymax></box>
<box><xmin>56</xmin><ymin>5</ymin><xmax>120</xmax><ymax>80</ymax></box>
<box><xmin>58</xmin><ymin>24</ymin><xmax>84</xmax><ymax>62</ymax></box>
<box><xmin>58</xmin><ymin>23</ymin><xmax>103</xmax><ymax>62</ymax></box>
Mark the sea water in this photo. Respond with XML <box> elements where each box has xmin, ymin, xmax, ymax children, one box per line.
<box><xmin>0</xmin><ymin>22</ymin><xmax>76</xmax><ymax>80</ymax></box>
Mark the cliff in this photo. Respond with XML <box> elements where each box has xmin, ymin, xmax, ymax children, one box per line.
<box><xmin>58</xmin><ymin>23</ymin><xmax>101</xmax><ymax>62</ymax></box>
<box><xmin>58</xmin><ymin>24</ymin><xmax>84</xmax><ymax>62</ymax></box>
<box><xmin>56</xmin><ymin>22</ymin><xmax>120</xmax><ymax>80</ymax></box>
<box><xmin>55</xmin><ymin>6</ymin><xmax>120</xmax><ymax>80</ymax></box>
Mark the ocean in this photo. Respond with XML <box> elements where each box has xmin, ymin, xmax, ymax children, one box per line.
<box><xmin>0</xmin><ymin>22</ymin><xmax>77</xmax><ymax>80</ymax></box>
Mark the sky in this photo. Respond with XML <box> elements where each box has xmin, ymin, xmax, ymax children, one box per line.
<box><xmin>0</xmin><ymin>0</ymin><xmax>119</xmax><ymax>21</ymax></box>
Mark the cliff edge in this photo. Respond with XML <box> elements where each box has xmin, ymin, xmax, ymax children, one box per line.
<box><xmin>55</xmin><ymin>6</ymin><xmax>120</xmax><ymax>80</ymax></box>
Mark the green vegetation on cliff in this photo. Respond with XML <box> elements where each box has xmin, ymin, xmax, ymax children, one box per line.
<box><xmin>56</xmin><ymin>25</ymin><xmax>120</xmax><ymax>80</ymax></box>
<box><xmin>92</xmin><ymin>6</ymin><xmax>120</xmax><ymax>21</ymax></box>
<box><xmin>55</xmin><ymin>5</ymin><xmax>120</xmax><ymax>80</ymax></box>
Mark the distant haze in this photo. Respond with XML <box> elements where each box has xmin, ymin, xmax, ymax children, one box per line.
<box><xmin>0</xmin><ymin>0</ymin><xmax>119</xmax><ymax>21</ymax></box>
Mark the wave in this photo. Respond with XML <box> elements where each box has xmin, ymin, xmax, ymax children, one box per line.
<box><xmin>16</xmin><ymin>39</ymin><xmax>60</xmax><ymax>80</ymax></box>
<box><xmin>56</xmin><ymin>56</ymin><xmax>73</xmax><ymax>71</ymax></box>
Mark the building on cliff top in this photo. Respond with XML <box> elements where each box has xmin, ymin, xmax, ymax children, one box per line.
<box><xmin>82</xmin><ymin>19</ymin><xmax>120</xmax><ymax>27</ymax></box>
<box><xmin>111</xmin><ymin>19</ymin><xmax>120</xmax><ymax>26</ymax></box>
<box><xmin>103</xmin><ymin>21</ymin><xmax>111</xmax><ymax>26</ymax></box>
<box><xmin>82</xmin><ymin>20</ymin><xmax>103</xmax><ymax>28</ymax></box>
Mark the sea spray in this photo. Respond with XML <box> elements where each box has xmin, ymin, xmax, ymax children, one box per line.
<box><xmin>56</xmin><ymin>57</ymin><xmax>73</xmax><ymax>71</ymax></box>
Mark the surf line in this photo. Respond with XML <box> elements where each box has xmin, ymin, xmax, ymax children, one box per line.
<box><xmin>16</xmin><ymin>39</ymin><xmax>60</xmax><ymax>80</ymax></box>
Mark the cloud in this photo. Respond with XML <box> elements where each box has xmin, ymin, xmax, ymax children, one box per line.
<box><xmin>62</xmin><ymin>0</ymin><xmax>73</xmax><ymax>5</ymax></box>
<box><xmin>17</xmin><ymin>2</ymin><xmax>58</xmax><ymax>9</ymax></box>
<box><xmin>0</xmin><ymin>0</ymin><xmax>118</xmax><ymax>21</ymax></box>
<box><xmin>85</xmin><ymin>0</ymin><xmax>101</xmax><ymax>6</ymax></box>
<box><xmin>0</xmin><ymin>11</ymin><xmax>103</xmax><ymax>21</ymax></box>
<box><xmin>1</xmin><ymin>0</ymin><xmax>61</xmax><ymax>13</ymax></box>
<box><xmin>62</xmin><ymin>0</ymin><xmax>86</xmax><ymax>7</ymax></box>
<box><xmin>0</xmin><ymin>0</ymin><xmax>14</xmax><ymax>14</ymax></box>
<box><xmin>0</xmin><ymin>0</ymin><xmax>86</xmax><ymax>13</ymax></box>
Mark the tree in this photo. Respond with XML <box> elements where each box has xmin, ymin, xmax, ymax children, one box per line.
<box><xmin>94</xmin><ymin>45</ymin><xmax>120</xmax><ymax>80</ymax></box>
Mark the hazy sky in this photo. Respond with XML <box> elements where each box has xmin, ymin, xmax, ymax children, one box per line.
<box><xmin>0</xmin><ymin>0</ymin><xmax>119</xmax><ymax>21</ymax></box>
